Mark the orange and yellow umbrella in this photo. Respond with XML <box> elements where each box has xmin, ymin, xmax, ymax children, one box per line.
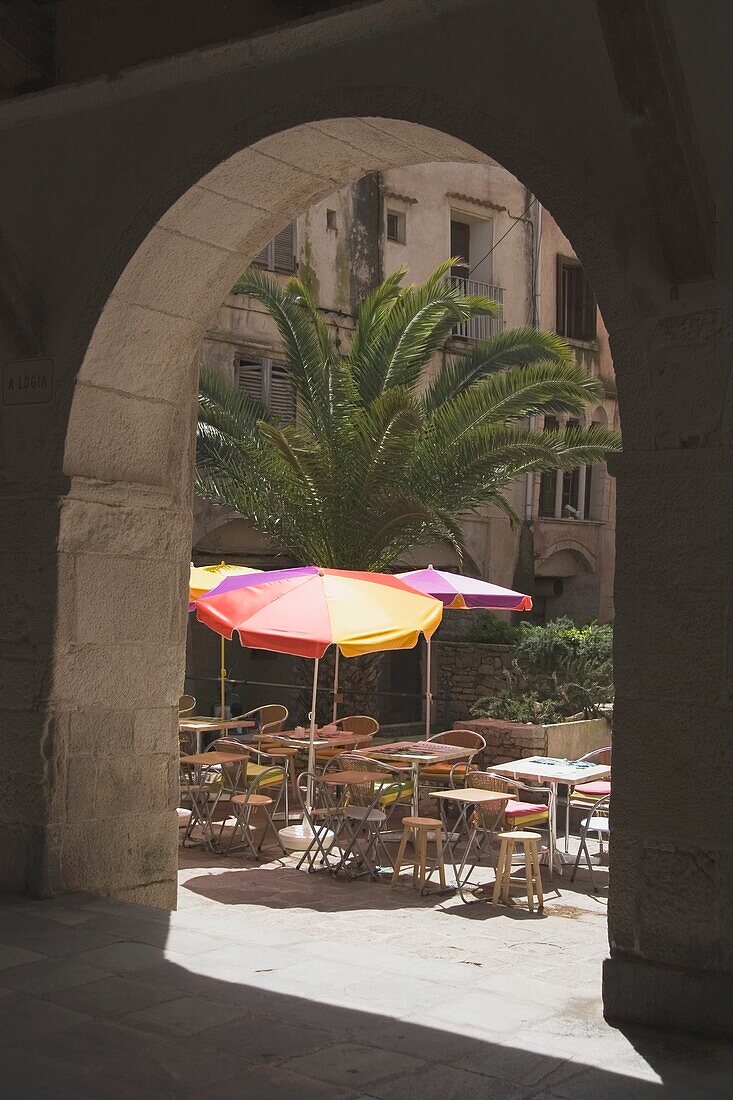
<box><xmin>194</xmin><ymin>565</ymin><xmax>442</xmax><ymax>659</ymax></box>
<box><xmin>194</xmin><ymin>567</ymin><xmax>443</xmax><ymax>830</ymax></box>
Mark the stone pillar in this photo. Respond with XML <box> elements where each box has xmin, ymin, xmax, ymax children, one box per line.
<box><xmin>0</xmin><ymin>338</ymin><xmax>196</xmax><ymax>907</ymax></box>
<box><xmin>604</xmin><ymin>441</ymin><xmax>733</xmax><ymax>1037</ymax></box>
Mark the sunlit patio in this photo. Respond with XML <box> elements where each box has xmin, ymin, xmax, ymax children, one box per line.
<box><xmin>0</xmin><ymin>849</ymin><xmax>730</xmax><ymax>1098</ymax></box>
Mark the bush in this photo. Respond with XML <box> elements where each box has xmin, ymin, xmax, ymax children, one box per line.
<box><xmin>470</xmin><ymin>617</ymin><xmax>613</xmax><ymax>722</ymax></box>
<box><xmin>466</xmin><ymin>611</ymin><xmax>518</xmax><ymax>645</ymax></box>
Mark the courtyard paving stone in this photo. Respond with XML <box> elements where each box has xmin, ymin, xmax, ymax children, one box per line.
<box><xmin>0</xmin><ymin>846</ymin><xmax>728</xmax><ymax>1097</ymax></box>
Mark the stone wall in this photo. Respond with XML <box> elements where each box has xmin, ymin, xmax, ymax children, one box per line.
<box><xmin>434</xmin><ymin>640</ymin><xmax>525</xmax><ymax>722</ymax></box>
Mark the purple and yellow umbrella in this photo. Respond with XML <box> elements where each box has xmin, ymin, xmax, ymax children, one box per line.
<box><xmin>396</xmin><ymin>566</ymin><xmax>533</xmax><ymax>734</ymax></box>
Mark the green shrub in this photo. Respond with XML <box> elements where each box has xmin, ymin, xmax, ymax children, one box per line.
<box><xmin>466</xmin><ymin>611</ymin><xmax>518</xmax><ymax>645</ymax></box>
<box><xmin>471</xmin><ymin>617</ymin><xmax>613</xmax><ymax>722</ymax></box>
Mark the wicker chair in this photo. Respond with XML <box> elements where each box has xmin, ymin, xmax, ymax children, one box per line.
<box><xmin>315</xmin><ymin>715</ymin><xmax>379</xmax><ymax>764</ymax></box>
<box><xmin>465</xmin><ymin>768</ymin><xmax>552</xmax><ymax>832</ymax></box>
<box><xmin>420</xmin><ymin>729</ymin><xmax>486</xmax><ymax>787</ymax></box>
<box><xmin>178</xmin><ymin>694</ymin><xmax>196</xmax><ymax>715</ymax></box>
<box><xmin>235</xmin><ymin>703</ymin><xmax>289</xmax><ymax>739</ymax></box>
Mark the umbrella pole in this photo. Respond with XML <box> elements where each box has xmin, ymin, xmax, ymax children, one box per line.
<box><xmin>219</xmin><ymin>635</ymin><xmax>226</xmax><ymax>718</ymax></box>
<box><xmin>425</xmin><ymin>636</ymin><xmax>432</xmax><ymax>738</ymax></box>
<box><xmin>307</xmin><ymin>657</ymin><xmax>320</xmax><ymax>810</ymax></box>
<box><xmin>332</xmin><ymin>647</ymin><xmax>340</xmax><ymax>722</ymax></box>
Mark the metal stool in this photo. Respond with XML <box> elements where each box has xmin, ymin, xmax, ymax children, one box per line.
<box><xmin>492</xmin><ymin>829</ymin><xmax>544</xmax><ymax>911</ymax></box>
<box><xmin>391</xmin><ymin>816</ymin><xmax>446</xmax><ymax>891</ymax></box>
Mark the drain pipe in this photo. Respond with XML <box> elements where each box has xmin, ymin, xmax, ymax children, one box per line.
<box><xmin>524</xmin><ymin>199</ymin><xmax>543</xmax><ymax>522</ymax></box>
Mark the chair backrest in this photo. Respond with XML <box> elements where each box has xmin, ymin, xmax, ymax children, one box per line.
<box><xmin>467</xmin><ymin>769</ymin><xmax>516</xmax><ymax>827</ymax></box>
<box><xmin>335</xmin><ymin>752</ymin><xmax>391</xmax><ymax>806</ymax></box>
<box><xmin>335</xmin><ymin>715</ymin><xmax>379</xmax><ymax>741</ymax></box>
<box><xmin>178</xmin><ymin>694</ymin><xmax>196</xmax><ymax>715</ymax></box>
<box><xmin>240</xmin><ymin>704</ymin><xmax>288</xmax><ymax>734</ymax></box>
<box><xmin>580</xmin><ymin>745</ymin><xmax>612</xmax><ymax>766</ymax></box>
<box><xmin>468</xmin><ymin>769</ymin><xmax>515</xmax><ymax>796</ymax></box>
<box><xmin>429</xmin><ymin>729</ymin><xmax>486</xmax><ymax>753</ymax></box>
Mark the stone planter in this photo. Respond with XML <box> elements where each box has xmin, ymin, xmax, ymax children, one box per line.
<box><xmin>457</xmin><ymin>715</ymin><xmax>611</xmax><ymax>766</ymax></box>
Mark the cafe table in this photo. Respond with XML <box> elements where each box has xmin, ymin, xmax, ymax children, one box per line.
<box><xmin>489</xmin><ymin>756</ymin><xmax>611</xmax><ymax>875</ymax></box>
<box><xmin>362</xmin><ymin>741</ymin><xmax>472</xmax><ymax>815</ymax></box>
<box><xmin>179</xmin><ymin>716</ymin><xmax>255</xmax><ymax>753</ymax></box>
<box><xmin>429</xmin><ymin>787</ymin><xmax>512</xmax><ymax>899</ymax></box>
<box><xmin>179</xmin><ymin>750</ymin><xmax>248</xmax><ymax>851</ymax></box>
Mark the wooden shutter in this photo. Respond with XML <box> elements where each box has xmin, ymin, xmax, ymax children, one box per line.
<box><xmin>236</xmin><ymin>359</ymin><xmax>264</xmax><ymax>401</ymax></box>
<box><xmin>557</xmin><ymin>258</ymin><xmax>597</xmax><ymax>340</ymax></box>
<box><xmin>273</xmin><ymin>222</ymin><xmax>296</xmax><ymax>272</ymax></box>
<box><xmin>252</xmin><ymin>241</ymin><xmax>271</xmax><ymax>268</ymax></box>
<box><xmin>267</xmin><ymin>360</ymin><xmax>296</xmax><ymax>423</ymax></box>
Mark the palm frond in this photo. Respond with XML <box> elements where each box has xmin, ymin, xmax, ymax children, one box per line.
<box><xmin>422</xmin><ymin>327</ymin><xmax>574</xmax><ymax>414</ymax></box>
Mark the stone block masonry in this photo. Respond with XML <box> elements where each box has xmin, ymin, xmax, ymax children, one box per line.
<box><xmin>434</xmin><ymin>641</ymin><xmax>526</xmax><ymax>722</ymax></box>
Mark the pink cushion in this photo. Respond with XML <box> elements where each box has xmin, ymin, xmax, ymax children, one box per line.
<box><xmin>574</xmin><ymin>781</ymin><xmax>611</xmax><ymax>797</ymax></box>
<box><xmin>505</xmin><ymin>799</ymin><xmax>548</xmax><ymax>820</ymax></box>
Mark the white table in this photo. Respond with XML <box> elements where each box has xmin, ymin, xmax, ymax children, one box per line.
<box><xmin>489</xmin><ymin>756</ymin><xmax>611</xmax><ymax>876</ymax></box>
<box><xmin>179</xmin><ymin>716</ymin><xmax>255</xmax><ymax>754</ymax></box>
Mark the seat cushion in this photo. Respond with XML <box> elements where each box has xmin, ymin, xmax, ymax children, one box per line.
<box><xmin>245</xmin><ymin>763</ymin><xmax>283</xmax><ymax>789</ymax></box>
<box><xmin>375</xmin><ymin>779</ymin><xmax>414</xmax><ymax>807</ymax></box>
<box><xmin>505</xmin><ymin>799</ymin><xmax>548</xmax><ymax>826</ymax></box>
<box><xmin>420</xmin><ymin>762</ymin><xmax>471</xmax><ymax>777</ymax></box>
<box><xmin>572</xmin><ymin>780</ymin><xmax>611</xmax><ymax>798</ymax></box>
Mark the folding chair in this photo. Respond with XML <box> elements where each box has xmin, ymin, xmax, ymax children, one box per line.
<box><xmin>220</xmin><ymin>762</ymin><xmax>288</xmax><ymax>858</ymax></box>
<box><xmin>294</xmin><ymin>771</ymin><xmax>343</xmax><ymax>872</ymax></box>
<box><xmin>330</xmin><ymin>756</ymin><xmax>408</xmax><ymax>879</ymax></box>
<box><xmin>571</xmin><ymin>793</ymin><xmax>610</xmax><ymax>893</ymax></box>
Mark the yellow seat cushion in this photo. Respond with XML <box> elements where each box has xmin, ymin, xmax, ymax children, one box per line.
<box><xmin>376</xmin><ymin>779</ymin><xmax>414</xmax><ymax>807</ymax></box>
<box><xmin>245</xmin><ymin>763</ymin><xmax>283</xmax><ymax>789</ymax></box>
<box><xmin>506</xmin><ymin>809</ymin><xmax>548</xmax><ymax>827</ymax></box>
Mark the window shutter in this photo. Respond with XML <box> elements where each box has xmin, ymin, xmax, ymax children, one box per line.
<box><xmin>267</xmin><ymin>360</ymin><xmax>296</xmax><ymax>423</ymax></box>
<box><xmin>273</xmin><ymin>223</ymin><xmax>296</xmax><ymax>272</ymax></box>
<box><xmin>252</xmin><ymin>241</ymin><xmax>271</xmax><ymax>268</ymax></box>
<box><xmin>236</xmin><ymin>359</ymin><xmax>264</xmax><ymax>402</ymax></box>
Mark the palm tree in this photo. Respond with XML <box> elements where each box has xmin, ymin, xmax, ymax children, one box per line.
<box><xmin>196</xmin><ymin>260</ymin><xmax>620</xmax><ymax>570</ymax></box>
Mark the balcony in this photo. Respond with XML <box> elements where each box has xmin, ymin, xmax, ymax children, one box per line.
<box><xmin>450</xmin><ymin>276</ymin><xmax>505</xmax><ymax>341</ymax></box>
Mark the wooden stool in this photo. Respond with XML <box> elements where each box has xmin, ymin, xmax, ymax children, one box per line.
<box><xmin>391</xmin><ymin>816</ymin><xmax>446</xmax><ymax>891</ymax></box>
<box><xmin>492</xmin><ymin>830</ymin><xmax>544</xmax><ymax>911</ymax></box>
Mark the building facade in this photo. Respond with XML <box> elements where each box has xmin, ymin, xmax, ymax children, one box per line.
<box><xmin>194</xmin><ymin>159</ymin><xmax>619</xmax><ymax>625</ymax></box>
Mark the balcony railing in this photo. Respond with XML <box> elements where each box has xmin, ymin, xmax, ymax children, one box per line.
<box><xmin>450</xmin><ymin>276</ymin><xmax>505</xmax><ymax>341</ymax></box>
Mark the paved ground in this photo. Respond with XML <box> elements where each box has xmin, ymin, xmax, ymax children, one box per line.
<box><xmin>0</xmin><ymin>846</ymin><xmax>731</xmax><ymax>1098</ymax></box>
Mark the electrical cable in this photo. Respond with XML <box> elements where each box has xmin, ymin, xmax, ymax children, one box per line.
<box><xmin>468</xmin><ymin>196</ymin><xmax>536</xmax><ymax>276</ymax></box>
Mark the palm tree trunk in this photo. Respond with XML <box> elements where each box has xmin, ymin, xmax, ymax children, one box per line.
<box><xmin>293</xmin><ymin>651</ymin><xmax>384</xmax><ymax>724</ymax></box>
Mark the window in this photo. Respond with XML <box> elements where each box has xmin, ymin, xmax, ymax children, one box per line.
<box><xmin>386</xmin><ymin>209</ymin><xmax>406</xmax><ymax>243</ymax></box>
<box><xmin>538</xmin><ymin>415</ymin><xmax>596</xmax><ymax>520</ymax></box>
<box><xmin>556</xmin><ymin>257</ymin><xmax>597</xmax><ymax>341</ymax></box>
<box><xmin>252</xmin><ymin>222</ymin><xmax>296</xmax><ymax>273</ymax></box>
<box><xmin>450</xmin><ymin>219</ymin><xmax>470</xmax><ymax>279</ymax></box>
<box><xmin>326</xmin><ymin>208</ymin><xmax>337</xmax><ymax>231</ymax></box>
<box><xmin>236</xmin><ymin>356</ymin><xmax>296</xmax><ymax>423</ymax></box>
<box><xmin>561</xmin><ymin>419</ymin><xmax>581</xmax><ymax>517</ymax></box>
<box><xmin>538</xmin><ymin>415</ymin><xmax>559</xmax><ymax>517</ymax></box>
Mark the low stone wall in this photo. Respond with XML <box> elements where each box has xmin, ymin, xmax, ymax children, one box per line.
<box><xmin>434</xmin><ymin>641</ymin><xmax>524</xmax><ymax>721</ymax></box>
<box><xmin>458</xmin><ymin>715</ymin><xmax>611</xmax><ymax>766</ymax></box>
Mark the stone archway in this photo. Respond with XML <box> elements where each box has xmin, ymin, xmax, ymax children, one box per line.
<box><xmin>2</xmin><ymin>1</ymin><xmax>730</xmax><ymax>1030</ymax></box>
<box><xmin>53</xmin><ymin>112</ymin><xmax>632</xmax><ymax>913</ymax></box>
